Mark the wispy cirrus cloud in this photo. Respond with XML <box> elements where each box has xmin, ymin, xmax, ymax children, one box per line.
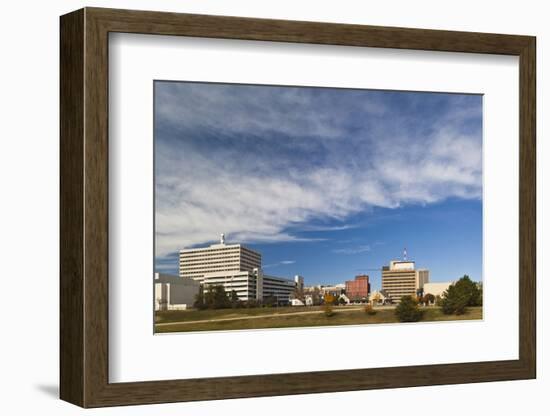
<box><xmin>154</xmin><ymin>82</ymin><xmax>482</xmax><ymax>262</ymax></box>
<box><xmin>332</xmin><ymin>245</ymin><xmax>372</xmax><ymax>255</ymax></box>
<box><xmin>263</xmin><ymin>260</ymin><xmax>296</xmax><ymax>269</ymax></box>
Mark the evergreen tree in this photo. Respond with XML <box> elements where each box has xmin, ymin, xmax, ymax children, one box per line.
<box><xmin>213</xmin><ymin>285</ymin><xmax>231</xmax><ymax>309</ymax></box>
<box><xmin>229</xmin><ymin>290</ymin><xmax>241</xmax><ymax>308</ymax></box>
<box><xmin>203</xmin><ymin>285</ymin><xmax>216</xmax><ymax>309</ymax></box>
<box><xmin>395</xmin><ymin>295</ymin><xmax>424</xmax><ymax>322</ymax></box>
<box><xmin>440</xmin><ymin>275</ymin><xmax>482</xmax><ymax>315</ymax></box>
<box><xmin>193</xmin><ymin>285</ymin><xmax>206</xmax><ymax>310</ymax></box>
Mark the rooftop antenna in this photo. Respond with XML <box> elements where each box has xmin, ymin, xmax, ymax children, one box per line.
<box><xmin>220</xmin><ymin>233</ymin><xmax>225</xmax><ymax>244</ymax></box>
<box><xmin>403</xmin><ymin>247</ymin><xmax>408</xmax><ymax>261</ymax></box>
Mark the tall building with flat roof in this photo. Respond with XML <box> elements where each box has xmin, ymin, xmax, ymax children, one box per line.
<box><xmin>381</xmin><ymin>259</ymin><xmax>429</xmax><ymax>302</ymax></box>
<box><xmin>179</xmin><ymin>234</ymin><xmax>261</xmax><ymax>280</ymax></box>
<box><xmin>177</xmin><ymin>234</ymin><xmax>299</xmax><ymax>303</ymax></box>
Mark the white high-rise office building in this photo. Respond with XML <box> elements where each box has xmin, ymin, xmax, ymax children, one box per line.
<box><xmin>178</xmin><ymin>234</ymin><xmax>302</xmax><ymax>303</ymax></box>
<box><xmin>179</xmin><ymin>234</ymin><xmax>261</xmax><ymax>280</ymax></box>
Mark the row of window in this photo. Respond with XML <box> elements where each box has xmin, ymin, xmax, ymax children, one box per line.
<box><xmin>180</xmin><ymin>257</ymin><xmax>260</xmax><ymax>266</ymax></box>
<box><xmin>180</xmin><ymin>254</ymin><xmax>241</xmax><ymax>261</ymax></box>
<box><xmin>263</xmin><ymin>281</ymin><xmax>295</xmax><ymax>289</ymax></box>
<box><xmin>382</xmin><ymin>273</ymin><xmax>417</xmax><ymax>278</ymax></box>
<box><xmin>181</xmin><ymin>264</ymin><xmax>241</xmax><ymax>269</ymax></box>
<box><xmin>180</xmin><ymin>246</ymin><xmax>261</xmax><ymax>257</ymax></box>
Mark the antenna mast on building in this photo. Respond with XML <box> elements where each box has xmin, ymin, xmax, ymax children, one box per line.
<box><xmin>403</xmin><ymin>247</ymin><xmax>408</xmax><ymax>261</ymax></box>
<box><xmin>220</xmin><ymin>233</ymin><xmax>225</xmax><ymax>244</ymax></box>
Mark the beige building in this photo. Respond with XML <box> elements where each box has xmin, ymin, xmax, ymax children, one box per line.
<box><xmin>423</xmin><ymin>281</ymin><xmax>453</xmax><ymax>298</ymax></box>
<box><xmin>381</xmin><ymin>260</ymin><xmax>429</xmax><ymax>302</ymax></box>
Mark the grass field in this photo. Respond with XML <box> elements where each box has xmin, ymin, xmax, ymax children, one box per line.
<box><xmin>155</xmin><ymin>306</ymin><xmax>483</xmax><ymax>333</ymax></box>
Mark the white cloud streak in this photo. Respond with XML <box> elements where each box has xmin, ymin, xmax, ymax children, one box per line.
<box><xmin>332</xmin><ymin>245</ymin><xmax>372</xmax><ymax>255</ymax></box>
<box><xmin>264</xmin><ymin>260</ymin><xmax>296</xmax><ymax>268</ymax></box>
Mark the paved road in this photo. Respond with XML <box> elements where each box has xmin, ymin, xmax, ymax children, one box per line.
<box><xmin>156</xmin><ymin>306</ymin><xmax>366</xmax><ymax>327</ymax></box>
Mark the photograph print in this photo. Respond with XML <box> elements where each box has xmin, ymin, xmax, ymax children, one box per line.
<box><xmin>153</xmin><ymin>81</ymin><xmax>483</xmax><ymax>334</ymax></box>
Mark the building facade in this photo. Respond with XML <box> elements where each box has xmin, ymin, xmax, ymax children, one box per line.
<box><xmin>199</xmin><ymin>270</ymin><xmax>261</xmax><ymax>301</ymax></box>
<box><xmin>154</xmin><ymin>273</ymin><xmax>200</xmax><ymax>311</ymax></box>
<box><xmin>178</xmin><ymin>235</ymin><xmax>301</xmax><ymax>303</ymax></box>
<box><xmin>370</xmin><ymin>290</ymin><xmax>387</xmax><ymax>305</ymax></box>
<box><xmin>317</xmin><ymin>284</ymin><xmax>345</xmax><ymax>297</ymax></box>
<box><xmin>423</xmin><ymin>281</ymin><xmax>453</xmax><ymax>298</ymax></box>
<box><xmin>179</xmin><ymin>234</ymin><xmax>261</xmax><ymax>280</ymax></box>
<box><xmin>345</xmin><ymin>275</ymin><xmax>371</xmax><ymax>302</ymax></box>
<box><xmin>381</xmin><ymin>260</ymin><xmax>429</xmax><ymax>302</ymax></box>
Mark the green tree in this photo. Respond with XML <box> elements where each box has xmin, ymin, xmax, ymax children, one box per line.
<box><xmin>203</xmin><ymin>285</ymin><xmax>216</xmax><ymax>309</ymax></box>
<box><xmin>263</xmin><ymin>295</ymin><xmax>278</xmax><ymax>307</ymax></box>
<box><xmin>193</xmin><ymin>285</ymin><xmax>206</xmax><ymax>310</ymax></box>
<box><xmin>472</xmin><ymin>282</ymin><xmax>483</xmax><ymax>306</ymax></box>
<box><xmin>200</xmin><ymin>285</ymin><xmax>231</xmax><ymax>309</ymax></box>
<box><xmin>440</xmin><ymin>275</ymin><xmax>482</xmax><ymax>315</ymax></box>
<box><xmin>229</xmin><ymin>290</ymin><xmax>241</xmax><ymax>308</ymax></box>
<box><xmin>213</xmin><ymin>285</ymin><xmax>231</xmax><ymax>309</ymax></box>
<box><xmin>395</xmin><ymin>295</ymin><xmax>424</xmax><ymax>322</ymax></box>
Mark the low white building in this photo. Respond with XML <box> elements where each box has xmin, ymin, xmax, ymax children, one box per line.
<box><xmin>200</xmin><ymin>269</ymin><xmax>302</xmax><ymax>304</ymax></box>
<box><xmin>290</xmin><ymin>298</ymin><xmax>305</xmax><ymax>306</ymax></box>
<box><xmin>338</xmin><ymin>294</ymin><xmax>350</xmax><ymax>304</ymax></box>
<box><xmin>154</xmin><ymin>273</ymin><xmax>200</xmax><ymax>311</ymax></box>
<box><xmin>319</xmin><ymin>284</ymin><xmax>345</xmax><ymax>296</ymax></box>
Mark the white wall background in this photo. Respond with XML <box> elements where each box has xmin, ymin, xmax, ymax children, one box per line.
<box><xmin>0</xmin><ymin>0</ymin><xmax>546</xmax><ymax>414</ymax></box>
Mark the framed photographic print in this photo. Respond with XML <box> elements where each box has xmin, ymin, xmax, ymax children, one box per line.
<box><xmin>60</xmin><ymin>7</ymin><xmax>536</xmax><ymax>408</ymax></box>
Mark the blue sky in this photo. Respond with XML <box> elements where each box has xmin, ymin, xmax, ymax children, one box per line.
<box><xmin>154</xmin><ymin>81</ymin><xmax>482</xmax><ymax>289</ymax></box>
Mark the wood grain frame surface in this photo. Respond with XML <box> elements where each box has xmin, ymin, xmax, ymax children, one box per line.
<box><xmin>60</xmin><ymin>7</ymin><xmax>536</xmax><ymax>408</ymax></box>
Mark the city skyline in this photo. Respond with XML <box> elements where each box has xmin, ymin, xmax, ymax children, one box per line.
<box><xmin>156</xmin><ymin>202</ymin><xmax>481</xmax><ymax>290</ymax></box>
<box><xmin>154</xmin><ymin>81</ymin><xmax>482</xmax><ymax>290</ymax></box>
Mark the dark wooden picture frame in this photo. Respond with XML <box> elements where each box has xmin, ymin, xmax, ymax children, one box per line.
<box><xmin>60</xmin><ymin>7</ymin><xmax>536</xmax><ymax>408</ymax></box>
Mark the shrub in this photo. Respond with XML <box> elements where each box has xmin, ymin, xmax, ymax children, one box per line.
<box><xmin>263</xmin><ymin>295</ymin><xmax>278</xmax><ymax>307</ymax></box>
<box><xmin>364</xmin><ymin>304</ymin><xmax>377</xmax><ymax>315</ymax></box>
<box><xmin>324</xmin><ymin>303</ymin><xmax>334</xmax><ymax>317</ymax></box>
<box><xmin>244</xmin><ymin>299</ymin><xmax>259</xmax><ymax>308</ymax></box>
<box><xmin>395</xmin><ymin>296</ymin><xmax>424</xmax><ymax>322</ymax></box>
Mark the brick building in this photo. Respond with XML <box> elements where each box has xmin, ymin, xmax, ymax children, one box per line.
<box><xmin>345</xmin><ymin>275</ymin><xmax>371</xmax><ymax>302</ymax></box>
